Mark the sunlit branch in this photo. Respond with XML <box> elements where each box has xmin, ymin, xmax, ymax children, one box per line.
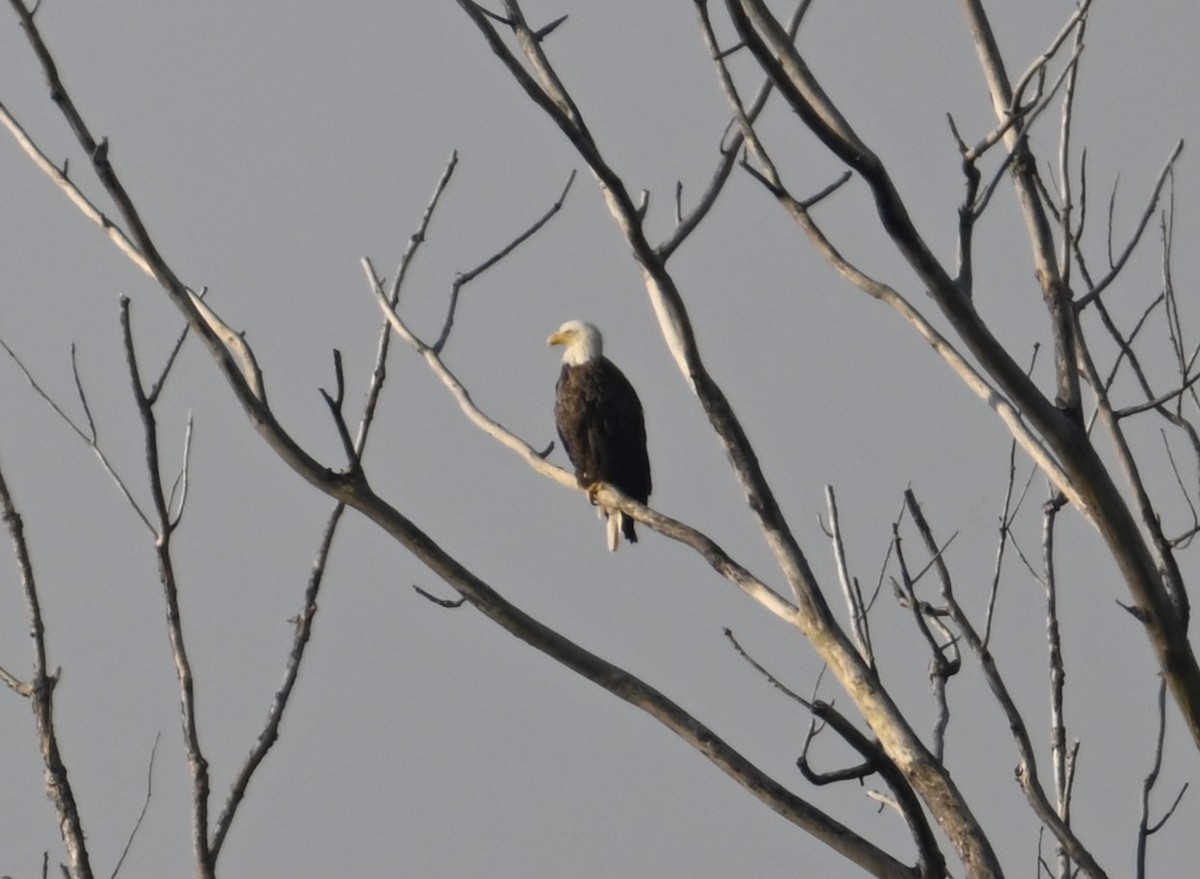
<box><xmin>594</xmin><ymin>484</ymin><xmax>801</xmax><ymax>624</ymax></box>
<box><xmin>366</xmin><ymin>258</ymin><xmax>572</xmax><ymax>491</ymax></box>
<box><xmin>824</xmin><ymin>486</ymin><xmax>874</xmax><ymax>670</ymax></box>
<box><xmin>0</xmin><ymin>98</ymin><xmax>153</xmax><ymax>279</ymax></box>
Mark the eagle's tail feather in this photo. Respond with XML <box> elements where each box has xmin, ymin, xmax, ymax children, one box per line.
<box><xmin>621</xmin><ymin>512</ymin><xmax>637</xmax><ymax>545</ymax></box>
<box><xmin>603</xmin><ymin>509</ymin><xmax>638</xmax><ymax>552</ymax></box>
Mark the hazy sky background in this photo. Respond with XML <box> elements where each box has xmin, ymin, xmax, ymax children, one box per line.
<box><xmin>2</xmin><ymin>1</ymin><xmax>1198</xmax><ymax>876</ymax></box>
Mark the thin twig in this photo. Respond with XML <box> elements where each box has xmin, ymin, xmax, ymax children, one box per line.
<box><xmin>890</xmin><ymin>513</ymin><xmax>960</xmax><ymax>764</ymax></box>
<box><xmin>414</xmin><ymin>584</ymin><xmax>468</xmax><ymax>608</ymax></box>
<box><xmin>1136</xmin><ymin>677</ymin><xmax>1189</xmax><ymax>878</ymax></box>
<box><xmin>432</xmin><ymin>168</ymin><xmax>576</xmax><ymax>354</ymax></box>
<box><xmin>109</xmin><ymin>732</ymin><xmax>160</xmax><ymax>879</ymax></box>
<box><xmin>0</xmin><ymin>335</ymin><xmax>155</xmax><ymax>532</ymax></box>
<box><xmin>166</xmin><ymin>414</ymin><xmax>194</xmax><ymax>531</ymax></box>
<box><xmin>354</xmin><ymin>152</ymin><xmax>459</xmax><ymax>459</ymax></box>
<box><xmin>210</xmin><ymin>501</ymin><xmax>346</xmax><ymax>859</ymax></box>
<box><xmin>320</xmin><ymin>349</ymin><xmax>360</xmax><ymax>470</ymax></box>
<box><xmin>659</xmin><ymin>0</ymin><xmax>811</xmax><ymax>260</ymax></box>
<box><xmin>1075</xmin><ymin>141</ymin><xmax>1184</xmax><ymax>310</ymax></box>
<box><xmin>146</xmin><ymin>318</ymin><xmax>192</xmax><ymax>405</ymax></box>
<box><xmin>825</xmin><ymin>486</ymin><xmax>873</xmax><ymax>669</ymax></box>
<box><xmin>984</xmin><ymin>346</ymin><xmax>1041</xmax><ymax>648</ymax></box>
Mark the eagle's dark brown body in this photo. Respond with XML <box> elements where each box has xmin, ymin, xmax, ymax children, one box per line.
<box><xmin>554</xmin><ymin>352</ymin><xmax>651</xmax><ymax>546</ymax></box>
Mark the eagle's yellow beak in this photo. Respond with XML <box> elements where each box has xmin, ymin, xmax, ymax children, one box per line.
<box><xmin>547</xmin><ymin>330</ymin><xmax>568</xmax><ymax>347</ymax></box>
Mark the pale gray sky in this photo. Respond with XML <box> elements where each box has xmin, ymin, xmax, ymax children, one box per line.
<box><xmin>1</xmin><ymin>2</ymin><xmax>1198</xmax><ymax>876</ymax></box>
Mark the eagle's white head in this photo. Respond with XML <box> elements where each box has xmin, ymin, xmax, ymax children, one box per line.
<box><xmin>547</xmin><ymin>320</ymin><xmax>603</xmax><ymax>366</ymax></box>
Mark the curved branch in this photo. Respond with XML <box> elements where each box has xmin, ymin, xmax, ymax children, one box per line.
<box><xmin>338</xmin><ymin>476</ymin><xmax>915</xmax><ymax>879</ymax></box>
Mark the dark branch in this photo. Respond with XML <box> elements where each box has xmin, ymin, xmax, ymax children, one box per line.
<box><xmin>414</xmin><ymin>584</ymin><xmax>468</xmax><ymax>608</ymax></box>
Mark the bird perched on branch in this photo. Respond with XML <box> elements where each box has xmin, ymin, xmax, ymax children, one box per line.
<box><xmin>548</xmin><ymin>320</ymin><xmax>652</xmax><ymax>551</ymax></box>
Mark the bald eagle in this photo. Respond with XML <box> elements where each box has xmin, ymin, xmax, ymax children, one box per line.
<box><xmin>548</xmin><ymin>321</ymin><xmax>651</xmax><ymax>551</ymax></box>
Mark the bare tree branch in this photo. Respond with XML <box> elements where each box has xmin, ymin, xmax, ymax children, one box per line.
<box><xmin>0</xmin><ymin>336</ymin><xmax>155</xmax><ymax>533</ymax></box>
<box><xmin>119</xmin><ymin>296</ymin><xmax>214</xmax><ymax>878</ymax></box>
<box><xmin>1041</xmin><ymin>492</ymin><xmax>1074</xmax><ymax>879</ymax></box>
<box><xmin>725</xmin><ymin>630</ymin><xmax>945</xmax><ymax>879</ymax></box>
<box><xmin>1074</xmin><ymin>143</ymin><xmax>1183</xmax><ymax>310</ymax></box>
<box><xmin>889</xmin><ymin>515</ymin><xmax>960</xmax><ymax>765</ymax></box>
<box><xmin>109</xmin><ymin>732</ymin><xmax>160</xmax><ymax>879</ymax></box>
<box><xmin>904</xmin><ymin>490</ymin><xmax>1108</xmax><ymax>879</ymax></box>
<box><xmin>432</xmin><ymin>168</ymin><xmax>576</xmax><ymax>354</ymax></box>
<box><xmin>825</xmin><ymin>486</ymin><xmax>874</xmax><ymax>671</ymax></box>
<box><xmin>0</xmin><ymin>451</ymin><xmax>94</xmax><ymax>879</ymax></box>
<box><xmin>210</xmin><ymin>500</ymin><xmax>347</xmax><ymax>860</ymax></box>
<box><xmin>1136</xmin><ymin>677</ymin><xmax>1189</xmax><ymax>879</ymax></box>
<box><xmin>720</xmin><ymin>0</ymin><xmax>1200</xmax><ymax>749</ymax></box>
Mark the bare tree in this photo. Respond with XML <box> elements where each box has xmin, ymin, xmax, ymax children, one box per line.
<box><xmin>1</xmin><ymin>1</ymin><xmax>1196</xmax><ymax>878</ymax></box>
